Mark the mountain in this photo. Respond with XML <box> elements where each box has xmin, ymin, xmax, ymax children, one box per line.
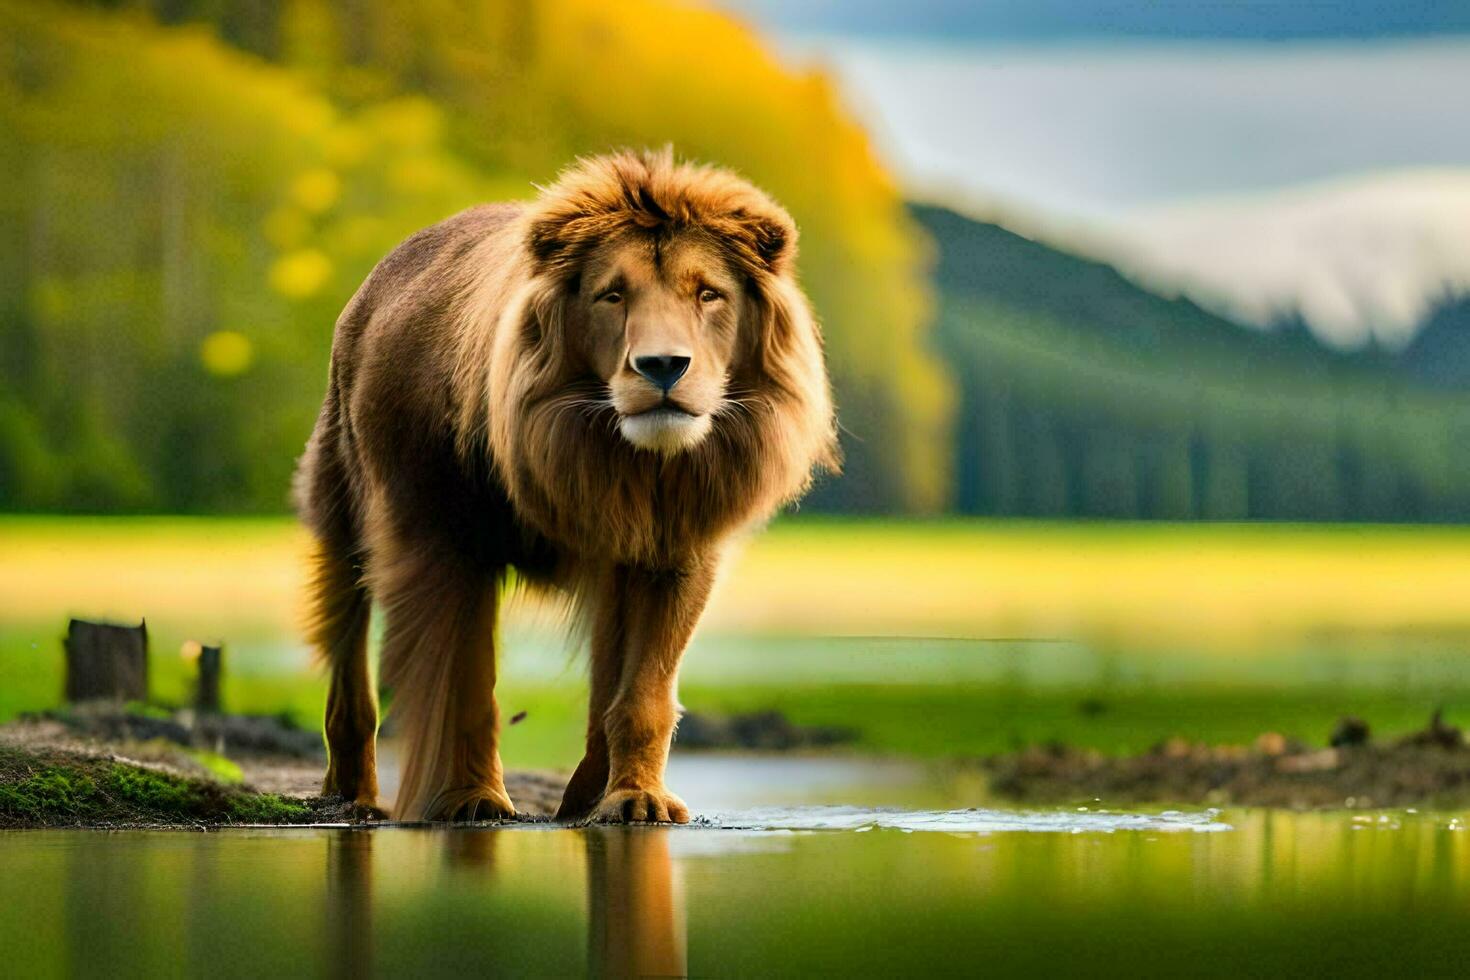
<box><xmin>915</xmin><ymin>203</ymin><xmax>1470</xmax><ymax>521</ymax></box>
<box><xmin>1102</xmin><ymin>170</ymin><xmax>1470</xmax><ymax>350</ymax></box>
<box><xmin>915</xmin><ymin>205</ymin><xmax>1353</xmax><ymax>370</ymax></box>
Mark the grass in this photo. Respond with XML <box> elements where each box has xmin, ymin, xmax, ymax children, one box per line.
<box><xmin>4</xmin><ymin>515</ymin><xmax>1470</xmax><ymax>770</ymax></box>
<box><xmin>422</xmin><ymin>678</ymin><xmax>1470</xmax><ymax>771</ymax></box>
<box><xmin>182</xmin><ymin>749</ymin><xmax>245</xmax><ymax>784</ymax></box>
<box><xmin>681</xmin><ymin>683</ymin><xmax>1470</xmax><ymax>759</ymax></box>
<box><xmin>0</xmin><ymin>622</ymin><xmax>326</xmax><ymax>731</ymax></box>
<box><xmin>0</xmin><ymin>744</ymin><xmax>309</xmax><ymax>827</ymax></box>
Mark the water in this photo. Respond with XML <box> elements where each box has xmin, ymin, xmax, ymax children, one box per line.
<box><xmin>5</xmin><ymin>797</ymin><xmax>1470</xmax><ymax>976</ymax></box>
<box><xmin>6</xmin><ymin>522</ymin><xmax>1470</xmax><ymax>975</ymax></box>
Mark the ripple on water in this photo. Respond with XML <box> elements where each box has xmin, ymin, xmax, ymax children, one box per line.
<box><xmin>694</xmin><ymin>806</ymin><xmax>1233</xmax><ymax>835</ymax></box>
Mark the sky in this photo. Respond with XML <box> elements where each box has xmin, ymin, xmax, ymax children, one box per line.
<box><xmin>720</xmin><ymin>2</ymin><xmax>1470</xmax><ymax>348</ymax></box>
<box><xmin>723</xmin><ymin>0</ymin><xmax>1470</xmax><ymax>42</ymax></box>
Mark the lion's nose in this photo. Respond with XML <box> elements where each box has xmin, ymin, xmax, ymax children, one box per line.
<box><xmin>632</xmin><ymin>354</ymin><xmax>691</xmax><ymax>393</ymax></box>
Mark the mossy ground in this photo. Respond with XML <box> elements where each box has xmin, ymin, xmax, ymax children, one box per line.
<box><xmin>0</xmin><ymin>744</ymin><xmax>313</xmax><ymax>828</ymax></box>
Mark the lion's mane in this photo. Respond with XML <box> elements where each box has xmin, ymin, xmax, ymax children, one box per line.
<box><xmin>455</xmin><ymin>149</ymin><xmax>839</xmax><ymax>567</ymax></box>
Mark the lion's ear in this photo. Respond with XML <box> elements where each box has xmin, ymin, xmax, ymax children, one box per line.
<box><xmin>740</xmin><ymin>208</ymin><xmax>798</xmax><ymax>276</ymax></box>
<box><xmin>528</xmin><ymin>215</ymin><xmax>571</xmax><ymax>264</ymax></box>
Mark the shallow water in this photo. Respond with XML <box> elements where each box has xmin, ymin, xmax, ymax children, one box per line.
<box><xmin>5</xmin><ymin>785</ymin><xmax>1470</xmax><ymax>977</ymax></box>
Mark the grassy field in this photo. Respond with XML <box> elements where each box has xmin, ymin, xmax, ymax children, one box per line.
<box><xmin>6</xmin><ymin>515</ymin><xmax>1470</xmax><ymax>641</ymax></box>
<box><xmin>3</xmin><ymin>516</ymin><xmax>1470</xmax><ymax>769</ymax></box>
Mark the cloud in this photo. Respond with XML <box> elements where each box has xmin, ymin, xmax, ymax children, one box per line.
<box><xmin>773</xmin><ymin>34</ymin><xmax>1470</xmax><ymax>348</ymax></box>
<box><xmin>1104</xmin><ymin>170</ymin><xmax>1470</xmax><ymax>349</ymax></box>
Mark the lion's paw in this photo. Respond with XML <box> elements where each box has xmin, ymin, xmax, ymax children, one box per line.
<box><xmin>318</xmin><ymin>793</ymin><xmax>388</xmax><ymax>822</ymax></box>
<box><xmin>428</xmin><ymin>786</ymin><xmax>517</xmax><ymax>823</ymax></box>
<box><xmin>593</xmin><ymin>787</ymin><xmax>690</xmax><ymax>824</ymax></box>
<box><xmin>321</xmin><ymin>766</ymin><xmax>377</xmax><ymax>807</ymax></box>
<box><xmin>341</xmin><ymin>799</ymin><xmax>389</xmax><ymax>823</ymax></box>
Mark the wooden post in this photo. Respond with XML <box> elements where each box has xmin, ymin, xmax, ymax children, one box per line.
<box><xmin>196</xmin><ymin>644</ymin><xmax>223</xmax><ymax>714</ymax></box>
<box><xmin>63</xmin><ymin>618</ymin><xmax>148</xmax><ymax>703</ymax></box>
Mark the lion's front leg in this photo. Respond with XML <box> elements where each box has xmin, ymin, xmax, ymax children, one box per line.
<box><xmin>590</xmin><ymin>556</ymin><xmax>716</xmax><ymax>825</ymax></box>
<box><xmin>556</xmin><ymin>568</ymin><xmax>624</xmax><ymax>821</ymax></box>
<box><xmin>597</xmin><ymin>689</ymin><xmax>689</xmax><ymax>825</ymax></box>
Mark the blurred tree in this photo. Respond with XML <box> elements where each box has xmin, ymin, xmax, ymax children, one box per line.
<box><xmin>0</xmin><ymin>2</ymin><xmax>510</xmax><ymax>510</ymax></box>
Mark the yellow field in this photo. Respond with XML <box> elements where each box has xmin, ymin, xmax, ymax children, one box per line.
<box><xmin>3</xmin><ymin>517</ymin><xmax>1469</xmax><ymax>650</ymax></box>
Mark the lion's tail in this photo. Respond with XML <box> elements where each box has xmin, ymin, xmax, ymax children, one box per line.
<box><xmin>303</xmin><ymin>532</ymin><xmax>370</xmax><ymax>670</ymax></box>
<box><xmin>297</xmin><ymin>383</ymin><xmax>377</xmax><ymax>804</ymax></box>
<box><xmin>296</xmin><ymin>381</ymin><xmax>371</xmax><ymax>669</ymax></box>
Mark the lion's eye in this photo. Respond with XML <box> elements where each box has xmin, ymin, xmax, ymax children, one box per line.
<box><xmin>598</xmin><ymin>291</ymin><xmax>623</xmax><ymax>305</ymax></box>
<box><xmin>698</xmin><ymin>287</ymin><xmax>723</xmax><ymax>304</ymax></box>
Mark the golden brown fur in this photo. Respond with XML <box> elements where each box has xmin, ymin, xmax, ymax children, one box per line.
<box><xmin>295</xmin><ymin>149</ymin><xmax>837</xmax><ymax>822</ymax></box>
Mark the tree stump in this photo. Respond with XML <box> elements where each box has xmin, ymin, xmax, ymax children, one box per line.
<box><xmin>63</xmin><ymin>618</ymin><xmax>148</xmax><ymax>703</ymax></box>
<box><xmin>196</xmin><ymin>644</ymin><xmax>223</xmax><ymax>713</ymax></box>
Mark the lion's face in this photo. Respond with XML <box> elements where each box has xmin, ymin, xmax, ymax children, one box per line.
<box><xmin>572</xmin><ymin>231</ymin><xmax>745</xmax><ymax>454</ymax></box>
<box><xmin>487</xmin><ymin>150</ymin><xmax>841</xmax><ymax>559</ymax></box>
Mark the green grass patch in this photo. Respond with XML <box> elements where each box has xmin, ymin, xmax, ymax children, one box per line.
<box><xmin>0</xmin><ymin>765</ymin><xmax>98</xmax><ymax>818</ymax></box>
<box><xmin>0</xmin><ymin>745</ymin><xmax>309</xmax><ymax>828</ymax></box>
<box><xmin>182</xmin><ymin>749</ymin><xmax>245</xmax><ymax>784</ymax></box>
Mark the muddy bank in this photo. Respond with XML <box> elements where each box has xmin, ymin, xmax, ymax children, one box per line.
<box><xmin>0</xmin><ymin>703</ymin><xmax>846</xmax><ymax>829</ymax></box>
<box><xmin>985</xmin><ymin>713</ymin><xmax>1470</xmax><ymax>808</ymax></box>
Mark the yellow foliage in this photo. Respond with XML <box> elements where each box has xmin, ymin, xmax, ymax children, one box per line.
<box><xmin>268</xmin><ymin>248</ymin><xmax>333</xmax><ymax>299</ymax></box>
<box><xmin>368</xmin><ymin>97</ymin><xmax>445</xmax><ymax>149</ymax></box>
<box><xmin>323</xmin><ymin>123</ymin><xmax>370</xmax><ymax>168</ymax></box>
<box><xmin>332</xmin><ymin>215</ymin><xmax>388</xmax><ymax>258</ymax></box>
<box><xmin>279</xmin><ymin>94</ymin><xmax>335</xmax><ymax>136</ymax></box>
<box><xmin>199</xmin><ymin>331</ymin><xmax>254</xmax><ymax>377</ymax></box>
<box><xmin>262</xmin><ymin>208</ymin><xmax>312</xmax><ymax>249</ymax></box>
<box><xmin>289</xmin><ymin>168</ymin><xmax>342</xmax><ymax>213</ymax></box>
<box><xmin>388</xmin><ymin>156</ymin><xmax>446</xmax><ymax>193</ymax></box>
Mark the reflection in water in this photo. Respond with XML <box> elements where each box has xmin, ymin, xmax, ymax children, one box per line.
<box><xmin>584</xmin><ymin>829</ymin><xmax>687</xmax><ymax>978</ymax></box>
<box><xmin>326</xmin><ymin>831</ymin><xmax>374</xmax><ymax>979</ymax></box>
<box><xmin>379</xmin><ymin>825</ymin><xmax>688</xmax><ymax>977</ymax></box>
<box><xmin>442</xmin><ymin>825</ymin><xmax>501</xmax><ymax>870</ymax></box>
<box><xmin>10</xmin><ymin>810</ymin><xmax>1470</xmax><ymax>977</ymax></box>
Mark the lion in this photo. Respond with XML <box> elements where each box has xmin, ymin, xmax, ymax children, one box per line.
<box><xmin>294</xmin><ymin>149</ymin><xmax>838</xmax><ymax>823</ymax></box>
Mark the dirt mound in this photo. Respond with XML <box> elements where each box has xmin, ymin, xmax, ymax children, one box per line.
<box><xmin>0</xmin><ymin>741</ymin><xmax>322</xmax><ymax>829</ymax></box>
<box><xmin>986</xmin><ymin>713</ymin><xmax>1470</xmax><ymax>808</ymax></box>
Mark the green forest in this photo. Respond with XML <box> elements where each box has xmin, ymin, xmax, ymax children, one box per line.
<box><xmin>3</xmin><ymin>0</ymin><xmax>1468</xmax><ymax>520</ymax></box>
